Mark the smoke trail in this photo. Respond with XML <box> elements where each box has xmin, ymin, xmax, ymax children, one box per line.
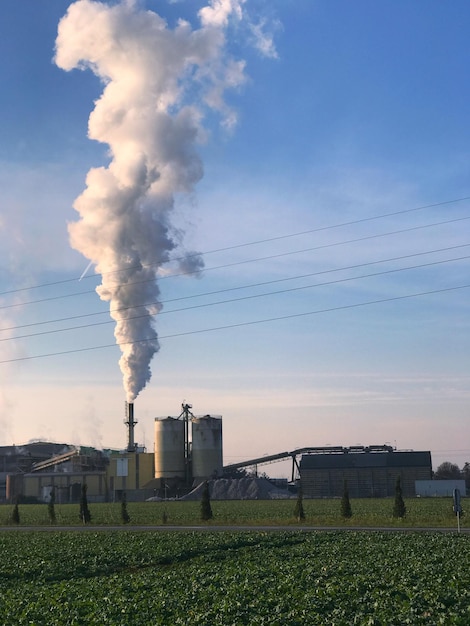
<box><xmin>55</xmin><ymin>0</ymin><xmax>246</xmax><ymax>402</ymax></box>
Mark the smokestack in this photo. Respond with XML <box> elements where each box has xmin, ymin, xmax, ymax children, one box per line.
<box><xmin>125</xmin><ymin>402</ymin><xmax>137</xmax><ymax>452</ymax></box>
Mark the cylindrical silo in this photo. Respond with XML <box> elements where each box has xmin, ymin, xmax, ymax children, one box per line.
<box><xmin>191</xmin><ymin>415</ymin><xmax>223</xmax><ymax>483</ymax></box>
<box><xmin>154</xmin><ymin>418</ymin><xmax>185</xmax><ymax>479</ymax></box>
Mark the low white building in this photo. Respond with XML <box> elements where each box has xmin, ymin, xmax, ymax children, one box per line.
<box><xmin>415</xmin><ymin>479</ymin><xmax>466</xmax><ymax>497</ymax></box>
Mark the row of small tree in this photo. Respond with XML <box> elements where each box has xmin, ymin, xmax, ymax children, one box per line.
<box><xmin>10</xmin><ymin>493</ymin><xmax>59</xmax><ymax>525</ymax></box>
<box><xmin>9</xmin><ymin>484</ymin><xmax>131</xmax><ymax>525</ymax></box>
<box><xmin>8</xmin><ymin>478</ymin><xmax>408</xmax><ymax>525</ymax></box>
<box><xmin>293</xmin><ymin>476</ymin><xmax>407</xmax><ymax>521</ymax></box>
<box><xmin>340</xmin><ymin>477</ymin><xmax>407</xmax><ymax>519</ymax></box>
<box><xmin>79</xmin><ymin>484</ymin><xmax>131</xmax><ymax>524</ymax></box>
<box><xmin>200</xmin><ymin>478</ymin><xmax>407</xmax><ymax>523</ymax></box>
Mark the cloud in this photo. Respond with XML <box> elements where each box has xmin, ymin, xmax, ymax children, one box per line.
<box><xmin>199</xmin><ymin>0</ymin><xmax>244</xmax><ymax>28</ymax></box>
<box><xmin>249</xmin><ymin>17</ymin><xmax>281</xmax><ymax>59</ymax></box>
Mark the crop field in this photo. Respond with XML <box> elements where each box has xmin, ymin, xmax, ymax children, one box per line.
<box><xmin>0</xmin><ymin>497</ymin><xmax>463</xmax><ymax>527</ymax></box>
<box><xmin>0</xmin><ymin>530</ymin><xmax>469</xmax><ymax>624</ymax></box>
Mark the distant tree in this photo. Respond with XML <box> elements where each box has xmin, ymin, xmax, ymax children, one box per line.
<box><xmin>434</xmin><ymin>462</ymin><xmax>461</xmax><ymax>480</ymax></box>
<box><xmin>200</xmin><ymin>481</ymin><xmax>213</xmax><ymax>521</ymax></box>
<box><xmin>120</xmin><ymin>491</ymin><xmax>130</xmax><ymax>524</ymax></box>
<box><xmin>223</xmin><ymin>467</ymin><xmax>248</xmax><ymax>479</ymax></box>
<box><xmin>341</xmin><ymin>481</ymin><xmax>352</xmax><ymax>519</ymax></box>
<box><xmin>294</xmin><ymin>484</ymin><xmax>306</xmax><ymax>521</ymax></box>
<box><xmin>11</xmin><ymin>501</ymin><xmax>20</xmax><ymax>525</ymax></box>
<box><xmin>392</xmin><ymin>476</ymin><xmax>406</xmax><ymax>518</ymax></box>
<box><xmin>48</xmin><ymin>487</ymin><xmax>56</xmax><ymax>524</ymax></box>
<box><xmin>79</xmin><ymin>484</ymin><xmax>91</xmax><ymax>524</ymax></box>
<box><xmin>462</xmin><ymin>463</ymin><xmax>470</xmax><ymax>490</ymax></box>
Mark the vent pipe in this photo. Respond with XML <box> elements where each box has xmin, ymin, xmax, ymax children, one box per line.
<box><xmin>125</xmin><ymin>402</ymin><xmax>137</xmax><ymax>452</ymax></box>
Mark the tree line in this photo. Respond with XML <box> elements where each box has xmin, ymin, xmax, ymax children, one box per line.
<box><xmin>434</xmin><ymin>461</ymin><xmax>470</xmax><ymax>488</ymax></box>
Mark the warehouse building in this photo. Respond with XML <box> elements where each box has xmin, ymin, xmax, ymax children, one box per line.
<box><xmin>299</xmin><ymin>446</ymin><xmax>432</xmax><ymax>497</ymax></box>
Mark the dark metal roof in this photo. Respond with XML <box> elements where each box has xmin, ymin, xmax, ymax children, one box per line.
<box><xmin>300</xmin><ymin>450</ymin><xmax>432</xmax><ymax>470</ymax></box>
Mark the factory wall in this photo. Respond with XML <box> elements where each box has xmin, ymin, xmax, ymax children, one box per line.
<box><xmin>300</xmin><ymin>451</ymin><xmax>432</xmax><ymax>498</ymax></box>
<box><xmin>107</xmin><ymin>451</ymin><xmax>155</xmax><ymax>501</ymax></box>
<box><xmin>13</xmin><ymin>472</ymin><xmax>107</xmax><ymax>503</ymax></box>
<box><xmin>9</xmin><ymin>451</ymin><xmax>155</xmax><ymax>503</ymax></box>
<box><xmin>0</xmin><ymin>443</ymin><xmax>76</xmax><ymax>501</ymax></box>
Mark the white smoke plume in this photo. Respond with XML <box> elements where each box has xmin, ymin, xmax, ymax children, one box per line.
<box><xmin>55</xmin><ymin>0</ymin><xmax>246</xmax><ymax>402</ymax></box>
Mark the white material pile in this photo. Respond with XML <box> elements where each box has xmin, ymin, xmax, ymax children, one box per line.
<box><xmin>180</xmin><ymin>477</ymin><xmax>290</xmax><ymax>501</ymax></box>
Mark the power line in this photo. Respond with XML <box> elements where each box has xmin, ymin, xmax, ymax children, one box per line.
<box><xmin>0</xmin><ymin>283</ymin><xmax>468</xmax><ymax>364</ymax></box>
<box><xmin>189</xmin><ymin>195</ymin><xmax>470</xmax><ymax>252</ymax></box>
<box><xmin>1</xmin><ymin>242</ymin><xmax>469</xmax><ymax>333</ymax></box>
<box><xmin>1</xmin><ymin>214</ymin><xmax>469</xmax><ymax>311</ymax></box>
<box><xmin>2</xmin><ymin>253</ymin><xmax>469</xmax><ymax>343</ymax></box>
<box><xmin>0</xmin><ymin>194</ymin><xmax>469</xmax><ymax>297</ymax></box>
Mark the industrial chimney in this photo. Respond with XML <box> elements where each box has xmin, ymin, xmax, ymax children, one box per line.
<box><xmin>124</xmin><ymin>402</ymin><xmax>137</xmax><ymax>452</ymax></box>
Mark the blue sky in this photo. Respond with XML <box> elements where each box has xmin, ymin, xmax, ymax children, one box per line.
<box><xmin>0</xmin><ymin>0</ymin><xmax>469</xmax><ymax>476</ymax></box>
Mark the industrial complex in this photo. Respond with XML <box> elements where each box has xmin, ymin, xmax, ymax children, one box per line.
<box><xmin>1</xmin><ymin>403</ymin><xmax>433</xmax><ymax>503</ymax></box>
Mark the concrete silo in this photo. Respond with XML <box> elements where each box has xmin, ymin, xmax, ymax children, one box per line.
<box><xmin>154</xmin><ymin>417</ymin><xmax>186</xmax><ymax>480</ymax></box>
<box><xmin>191</xmin><ymin>415</ymin><xmax>223</xmax><ymax>484</ymax></box>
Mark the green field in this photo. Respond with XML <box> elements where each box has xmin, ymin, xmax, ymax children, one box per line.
<box><xmin>0</xmin><ymin>497</ymin><xmax>464</xmax><ymax>527</ymax></box>
<box><xmin>0</xmin><ymin>530</ymin><xmax>469</xmax><ymax>624</ymax></box>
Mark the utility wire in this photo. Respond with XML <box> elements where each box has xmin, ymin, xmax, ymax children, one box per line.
<box><xmin>0</xmin><ymin>194</ymin><xmax>469</xmax><ymax>297</ymax></box>
<box><xmin>1</xmin><ymin>214</ymin><xmax>469</xmax><ymax>311</ymax></box>
<box><xmin>0</xmin><ymin>283</ymin><xmax>468</xmax><ymax>364</ymax></box>
<box><xmin>1</xmin><ymin>242</ymin><xmax>469</xmax><ymax>333</ymax></box>
<box><xmin>1</xmin><ymin>254</ymin><xmax>469</xmax><ymax>343</ymax></box>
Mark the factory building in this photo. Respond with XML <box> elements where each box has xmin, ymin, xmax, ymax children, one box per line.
<box><xmin>0</xmin><ymin>442</ymin><xmax>76</xmax><ymax>501</ymax></box>
<box><xmin>6</xmin><ymin>446</ymin><xmax>157</xmax><ymax>504</ymax></box>
<box><xmin>4</xmin><ymin>403</ymin><xmax>223</xmax><ymax>503</ymax></box>
<box><xmin>299</xmin><ymin>446</ymin><xmax>432</xmax><ymax>498</ymax></box>
<box><xmin>1</xmin><ymin>404</ymin><xmax>437</xmax><ymax>503</ymax></box>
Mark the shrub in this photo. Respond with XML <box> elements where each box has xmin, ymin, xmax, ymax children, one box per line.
<box><xmin>11</xmin><ymin>502</ymin><xmax>20</xmax><ymax>525</ymax></box>
<box><xmin>393</xmin><ymin>476</ymin><xmax>406</xmax><ymax>518</ymax></box>
<box><xmin>79</xmin><ymin>484</ymin><xmax>92</xmax><ymax>524</ymax></box>
<box><xmin>200</xmin><ymin>482</ymin><xmax>213</xmax><ymax>521</ymax></box>
<box><xmin>293</xmin><ymin>485</ymin><xmax>305</xmax><ymax>521</ymax></box>
<box><xmin>48</xmin><ymin>488</ymin><xmax>56</xmax><ymax>524</ymax></box>
<box><xmin>341</xmin><ymin>481</ymin><xmax>352</xmax><ymax>519</ymax></box>
<box><xmin>120</xmin><ymin>492</ymin><xmax>130</xmax><ymax>524</ymax></box>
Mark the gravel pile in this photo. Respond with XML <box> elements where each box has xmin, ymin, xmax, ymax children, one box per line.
<box><xmin>180</xmin><ymin>477</ymin><xmax>290</xmax><ymax>501</ymax></box>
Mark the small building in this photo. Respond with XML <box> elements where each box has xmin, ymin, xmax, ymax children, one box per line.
<box><xmin>415</xmin><ymin>479</ymin><xmax>466</xmax><ymax>497</ymax></box>
<box><xmin>107</xmin><ymin>450</ymin><xmax>155</xmax><ymax>501</ymax></box>
<box><xmin>0</xmin><ymin>442</ymin><xmax>75</xmax><ymax>502</ymax></box>
<box><xmin>6</xmin><ymin>446</ymin><xmax>155</xmax><ymax>503</ymax></box>
<box><xmin>300</xmin><ymin>447</ymin><xmax>432</xmax><ymax>498</ymax></box>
